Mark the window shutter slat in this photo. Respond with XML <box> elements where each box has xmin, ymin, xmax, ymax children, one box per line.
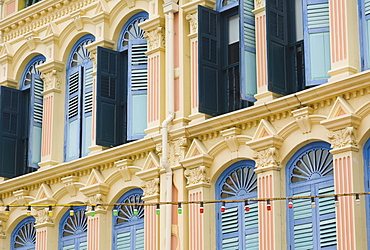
<box><xmin>0</xmin><ymin>86</ymin><xmax>22</xmax><ymax>178</ymax></box>
<box><xmin>198</xmin><ymin>5</ymin><xmax>225</xmax><ymax>116</ymax></box>
<box><xmin>117</xmin><ymin>231</ymin><xmax>131</xmax><ymax>249</ymax></box>
<box><xmin>318</xmin><ymin>185</ymin><xmax>336</xmax><ymax>247</ymax></box>
<box><xmin>96</xmin><ymin>46</ymin><xmax>125</xmax><ymax>147</ymax></box>
<box><xmin>292</xmin><ymin>191</ymin><xmax>313</xmax><ymax>249</ymax></box>
<box><xmin>135</xmin><ymin>228</ymin><xmax>144</xmax><ymax>249</ymax></box>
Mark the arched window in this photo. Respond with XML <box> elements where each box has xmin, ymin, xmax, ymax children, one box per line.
<box><xmin>95</xmin><ymin>12</ymin><xmax>148</xmax><ymax>147</ymax></box>
<box><xmin>65</xmin><ymin>35</ymin><xmax>95</xmax><ymax>161</ymax></box>
<box><xmin>112</xmin><ymin>189</ymin><xmax>144</xmax><ymax>250</ymax></box>
<box><xmin>21</xmin><ymin>55</ymin><xmax>45</xmax><ymax>172</ymax></box>
<box><xmin>364</xmin><ymin>138</ymin><xmax>370</xmax><ymax>243</ymax></box>
<box><xmin>287</xmin><ymin>141</ymin><xmax>336</xmax><ymax>249</ymax></box>
<box><xmin>11</xmin><ymin>217</ymin><xmax>36</xmax><ymax>250</ymax></box>
<box><xmin>59</xmin><ymin>206</ymin><xmax>88</xmax><ymax>250</ymax></box>
<box><xmin>215</xmin><ymin>160</ymin><xmax>258</xmax><ymax>249</ymax></box>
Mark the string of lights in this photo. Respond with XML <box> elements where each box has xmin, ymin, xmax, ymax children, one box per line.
<box><xmin>1</xmin><ymin>192</ymin><xmax>368</xmax><ymax>217</ymax></box>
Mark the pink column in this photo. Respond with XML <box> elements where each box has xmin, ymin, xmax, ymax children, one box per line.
<box><xmin>328</xmin><ymin>0</ymin><xmax>360</xmax><ymax>81</ymax></box>
<box><xmin>35</xmin><ymin>230</ymin><xmax>47</xmax><ymax>250</ymax></box>
<box><xmin>87</xmin><ymin>217</ymin><xmax>99</xmax><ymax>250</ymax></box>
<box><xmin>189</xmin><ymin>191</ymin><xmax>203</xmax><ymax>250</ymax></box>
<box><xmin>258</xmin><ymin>175</ymin><xmax>274</xmax><ymax>250</ymax></box>
<box><xmin>144</xmin><ymin>205</ymin><xmax>158</xmax><ymax>250</ymax></box>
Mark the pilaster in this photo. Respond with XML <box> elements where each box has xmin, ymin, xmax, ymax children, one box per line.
<box><xmin>246</xmin><ymin>119</ymin><xmax>284</xmax><ymax>250</ymax></box>
<box><xmin>181</xmin><ymin>140</ymin><xmax>213</xmax><ymax>250</ymax></box>
<box><xmin>33</xmin><ymin>208</ymin><xmax>56</xmax><ymax>250</ymax></box>
<box><xmin>85</xmin><ymin>39</ymin><xmax>115</xmax><ymax>155</ymax></box>
<box><xmin>182</xmin><ymin>0</ymin><xmax>214</xmax><ymax>124</ymax></box>
<box><xmin>136</xmin><ymin>162</ymin><xmax>161</xmax><ymax>250</ymax></box>
<box><xmin>0</xmin><ymin>212</ymin><xmax>8</xmax><ymax>250</ymax></box>
<box><xmin>321</xmin><ymin>99</ymin><xmax>367</xmax><ymax>250</ymax></box>
<box><xmin>37</xmin><ymin>60</ymin><xmax>65</xmax><ymax>168</ymax></box>
<box><xmin>328</xmin><ymin>0</ymin><xmax>360</xmax><ymax>82</ymax></box>
<box><xmin>140</xmin><ymin>17</ymin><xmax>166</xmax><ymax>136</ymax></box>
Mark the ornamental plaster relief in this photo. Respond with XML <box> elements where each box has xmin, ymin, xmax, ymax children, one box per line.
<box><xmin>143</xmin><ymin>27</ymin><xmax>165</xmax><ymax>51</ymax></box>
<box><xmin>141</xmin><ymin>178</ymin><xmax>160</xmax><ymax>197</ymax></box>
<box><xmin>40</xmin><ymin>69</ymin><xmax>62</xmax><ymax>92</ymax></box>
<box><xmin>186</xmin><ymin>13</ymin><xmax>197</xmax><ymax>35</ymax></box>
<box><xmin>34</xmin><ymin>208</ymin><xmax>54</xmax><ymax>225</ymax></box>
<box><xmin>221</xmin><ymin>127</ymin><xmax>241</xmax><ymax>153</ymax></box>
<box><xmin>252</xmin><ymin>147</ymin><xmax>280</xmax><ymax>169</ymax></box>
<box><xmin>0</xmin><ymin>219</ymin><xmax>6</xmax><ymax>238</ymax></box>
<box><xmin>328</xmin><ymin>126</ymin><xmax>358</xmax><ymax>149</ymax></box>
<box><xmin>169</xmin><ymin>137</ymin><xmax>188</xmax><ymax>166</ymax></box>
<box><xmin>184</xmin><ymin>165</ymin><xmax>210</xmax><ymax>185</ymax></box>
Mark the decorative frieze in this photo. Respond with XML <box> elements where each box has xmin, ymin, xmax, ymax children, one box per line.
<box><xmin>141</xmin><ymin>178</ymin><xmax>160</xmax><ymax>197</ymax></box>
<box><xmin>184</xmin><ymin>165</ymin><xmax>210</xmax><ymax>185</ymax></box>
<box><xmin>328</xmin><ymin>126</ymin><xmax>358</xmax><ymax>149</ymax></box>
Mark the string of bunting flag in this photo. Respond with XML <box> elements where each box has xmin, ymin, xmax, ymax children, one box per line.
<box><xmin>1</xmin><ymin>192</ymin><xmax>368</xmax><ymax>217</ymax></box>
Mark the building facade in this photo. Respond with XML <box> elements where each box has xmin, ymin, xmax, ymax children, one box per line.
<box><xmin>0</xmin><ymin>0</ymin><xmax>369</xmax><ymax>249</ymax></box>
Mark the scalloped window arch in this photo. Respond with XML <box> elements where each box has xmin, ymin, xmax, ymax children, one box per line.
<box><xmin>59</xmin><ymin>206</ymin><xmax>88</xmax><ymax>249</ymax></box>
<box><xmin>11</xmin><ymin>217</ymin><xmax>36</xmax><ymax>249</ymax></box>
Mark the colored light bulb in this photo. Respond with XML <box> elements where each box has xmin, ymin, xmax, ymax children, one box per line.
<box><xmin>311</xmin><ymin>197</ymin><xmax>316</xmax><ymax>208</ymax></box>
<box><xmin>221</xmin><ymin>201</ymin><xmax>226</xmax><ymax>213</ymax></box>
<box><xmin>288</xmin><ymin>199</ymin><xmax>293</xmax><ymax>209</ymax></box>
<box><xmin>133</xmin><ymin>205</ymin><xmax>138</xmax><ymax>216</ymax></box>
<box><xmin>334</xmin><ymin>196</ymin><xmax>339</xmax><ymax>207</ymax></box>
<box><xmin>356</xmin><ymin>194</ymin><xmax>360</xmax><ymax>206</ymax></box>
<box><xmin>70</xmin><ymin>206</ymin><xmax>75</xmax><ymax>216</ymax></box>
<box><xmin>156</xmin><ymin>204</ymin><xmax>160</xmax><ymax>215</ymax></box>
<box><xmin>267</xmin><ymin>200</ymin><xmax>271</xmax><ymax>211</ymax></box>
<box><xmin>90</xmin><ymin>206</ymin><xmax>95</xmax><ymax>217</ymax></box>
<box><xmin>113</xmin><ymin>205</ymin><xmax>118</xmax><ymax>216</ymax></box>
<box><xmin>48</xmin><ymin>206</ymin><xmax>53</xmax><ymax>217</ymax></box>
<box><xmin>5</xmin><ymin>205</ymin><xmax>9</xmax><ymax>216</ymax></box>
<box><xmin>26</xmin><ymin>206</ymin><xmax>31</xmax><ymax>216</ymax></box>
<box><xmin>178</xmin><ymin>203</ymin><xmax>182</xmax><ymax>214</ymax></box>
<box><xmin>199</xmin><ymin>202</ymin><xmax>204</xmax><ymax>213</ymax></box>
<box><xmin>244</xmin><ymin>200</ymin><xmax>250</xmax><ymax>212</ymax></box>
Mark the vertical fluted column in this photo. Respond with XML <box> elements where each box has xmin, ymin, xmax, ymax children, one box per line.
<box><xmin>328</xmin><ymin>0</ymin><xmax>360</xmax><ymax>82</ymax></box>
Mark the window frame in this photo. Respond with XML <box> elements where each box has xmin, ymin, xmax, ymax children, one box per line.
<box><xmin>286</xmin><ymin>141</ymin><xmax>336</xmax><ymax>250</ymax></box>
<box><xmin>58</xmin><ymin>206</ymin><xmax>88</xmax><ymax>250</ymax></box>
<box><xmin>64</xmin><ymin>34</ymin><xmax>95</xmax><ymax>162</ymax></box>
<box><xmin>364</xmin><ymin>138</ymin><xmax>370</xmax><ymax>247</ymax></box>
<box><xmin>11</xmin><ymin>217</ymin><xmax>36</xmax><ymax>250</ymax></box>
<box><xmin>112</xmin><ymin>188</ymin><xmax>145</xmax><ymax>250</ymax></box>
<box><xmin>215</xmin><ymin>160</ymin><xmax>258</xmax><ymax>250</ymax></box>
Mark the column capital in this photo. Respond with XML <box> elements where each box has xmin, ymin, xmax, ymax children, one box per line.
<box><xmin>37</xmin><ymin>60</ymin><xmax>65</xmax><ymax>95</ymax></box>
<box><xmin>140</xmin><ymin>16</ymin><xmax>165</xmax><ymax>53</ymax></box>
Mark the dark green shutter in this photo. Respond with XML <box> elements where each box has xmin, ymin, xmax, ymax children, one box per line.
<box><xmin>0</xmin><ymin>86</ymin><xmax>22</xmax><ymax>178</ymax></box>
<box><xmin>266</xmin><ymin>0</ymin><xmax>294</xmax><ymax>95</ymax></box>
<box><xmin>96</xmin><ymin>46</ymin><xmax>126</xmax><ymax>147</ymax></box>
<box><xmin>198</xmin><ymin>5</ymin><xmax>225</xmax><ymax>116</ymax></box>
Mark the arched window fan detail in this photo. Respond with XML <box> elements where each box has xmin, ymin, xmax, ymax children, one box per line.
<box><xmin>62</xmin><ymin>209</ymin><xmax>88</xmax><ymax>237</ymax></box>
<box><xmin>70</xmin><ymin>39</ymin><xmax>93</xmax><ymax>68</ymax></box>
<box><xmin>290</xmin><ymin>147</ymin><xmax>333</xmax><ymax>183</ymax></box>
<box><xmin>12</xmin><ymin>217</ymin><xmax>36</xmax><ymax>249</ymax></box>
<box><xmin>220</xmin><ymin>166</ymin><xmax>257</xmax><ymax>199</ymax></box>
<box><xmin>116</xmin><ymin>193</ymin><xmax>144</xmax><ymax>224</ymax></box>
<box><xmin>121</xmin><ymin>17</ymin><xmax>147</xmax><ymax>47</ymax></box>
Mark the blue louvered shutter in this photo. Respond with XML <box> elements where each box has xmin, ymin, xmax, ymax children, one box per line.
<box><xmin>96</xmin><ymin>46</ymin><xmax>126</xmax><ymax>147</ymax></box>
<box><xmin>28</xmin><ymin>75</ymin><xmax>43</xmax><ymax>167</ymax></box>
<box><xmin>198</xmin><ymin>5</ymin><xmax>225</xmax><ymax>116</ymax></box>
<box><xmin>303</xmin><ymin>0</ymin><xmax>331</xmax><ymax>85</ymax></box>
<box><xmin>0</xmin><ymin>86</ymin><xmax>22</xmax><ymax>178</ymax></box>
<box><xmin>135</xmin><ymin>226</ymin><xmax>144</xmax><ymax>249</ymax></box>
<box><xmin>221</xmin><ymin>205</ymin><xmax>239</xmax><ymax>249</ymax></box>
<box><xmin>127</xmin><ymin>41</ymin><xmax>147</xmax><ymax>141</ymax></box>
<box><xmin>66</xmin><ymin>66</ymin><xmax>82</xmax><ymax>161</ymax></box>
<box><xmin>291</xmin><ymin>190</ymin><xmax>314</xmax><ymax>250</ymax></box>
<box><xmin>266</xmin><ymin>0</ymin><xmax>294</xmax><ymax>95</ymax></box>
<box><xmin>361</xmin><ymin>0</ymin><xmax>370</xmax><ymax>69</ymax></box>
<box><xmin>117</xmin><ymin>231</ymin><xmax>131</xmax><ymax>249</ymax></box>
<box><xmin>245</xmin><ymin>202</ymin><xmax>258</xmax><ymax>249</ymax></box>
<box><xmin>318</xmin><ymin>185</ymin><xmax>337</xmax><ymax>248</ymax></box>
<box><xmin>240</xmin><ymin>0</ymin><xmax>256</xmax><ymax>101</ymax></box>
<box><xmin>82</xmin><ymin>65</ymin><xmax>93</xmax><ymax>156</ymax></box>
